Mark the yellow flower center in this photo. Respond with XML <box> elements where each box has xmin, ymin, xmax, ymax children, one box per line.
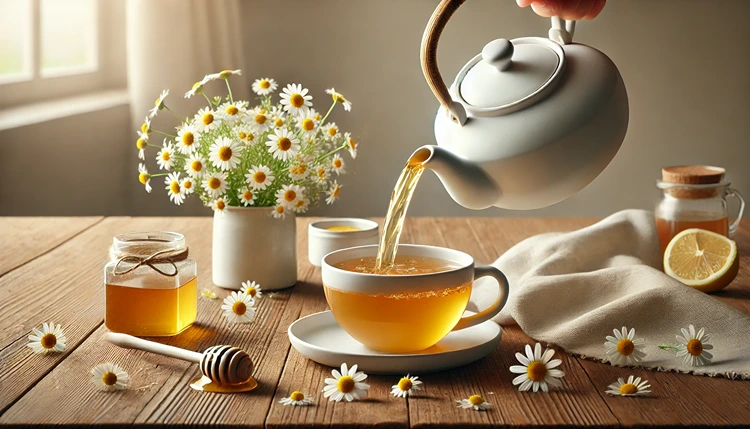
<box><xmin>243</xmin><ymin>190</ymin><xmax>253</xmax><ymax>201</ymax></box>
<box><xmin>328</xmin><ymin>128</ymin><xmax>337</xmax><ymax>137</ymax></box>
<box><xmin>348</xmin><ymin>138</ymin><xmax>357</xmax><ymax>149</ymax></box>
<box><xmin>154</xmin><ymin>97</ymin><xmax>162</xmax><ymax>107</ymax></box>
<box><xmin>218</xmin><ymin>146</ymin><xmax>233</xmax><ymax>161</ymax></box>
<box><xmin>619</xmin><ymin>383</ymin><xmax>637</xmax><ymax>395</ymax></box>
<box><xmin>314</xmin><ymin>113</ymin><xmax>321</xmax><ymax>120</ymax></box>
<box><xmin>191</xmin><ymin>160</ymin><xmax>203</xmax><ymax>172</ymax></box>
<box><xmin>238</xmin><ymin>132</ymin><xmax>247</xmax><ymax>140</ymax></box>
<box><xmin>246</xmin><ymin>133</ymin><xmax>254</xmax><ymax>142</ymax></box>
<box><xmin>219</xmin><ymin>69</ymin><xmax>233</xmax><ymax>79</ymax></box>
<box><xmin>216</xmin><ymin>200</ymin><xmax>226</xmax><ymax>210</ymax></box>
<box><xmin>291</xmin><ymin>164</ymin><xmax>307</xmax><ymax>175</ymax></box>
<box><xmin>468</xmin><ymin>395</ymin><xmax>484</xmax><ymax>406</ymax></box>
<box><xmin>284</xmin><ymin>190</ymin><xmax>297</xmax><ymax>202</ymax></box>
<box><xmin>617</xmin><ymin>338</ymin><xmax>635</xmax><ymax>356</ymax></box>
<box><xmin>332</xmin><ymin>93</ymin><xmax>345</xmax><ymax>103</ymax></box>
<box><xmin>232</xmin><ymin>301</ymin><xmax>246</xmax><ymax>315</ymax></box>
<box><xmin>333</xmin><ymin>187</ymin><xmax>341</xmax><ymax>198</ymax></box>
<box><xmin>254</xmin><ymin>114</ymin><xmax>267</xmax><ymax>124</ymax></box>
<box><xmin>202</xmin><ymin>113</ymin><xmax>214</xmax><ymax>125</ymax></box>
<box><xmin>318</xmin><ymin>168</ymin><xmax>326</xmax><ymax>179</ymax></box>
<box><xmin>687</xmin><ymin>339</ymin><xmax>703</xmax><ymax>356</ymax></box>
<box><xmin>208</xmin><ymin>177</ymin><xmax>221</xmax><ymax>189</ymax></box>
<box><xmin>183</xmin><ymin>180</ymin><xmax>192</xmax><ymax>189</ymax></box>
<box><xmin>254</xmin><ymin>172</ymin><xmax>266</xmax><ymax>183</ymax></box>
<box><xmin>101</xmin><ymin>372</ymin><xmax>118</xmax><ymax>386</ymax></box>
<box><xmin>141</xmin><ymin>122</ymin><xmax>149</xmax><ymax>134</ymax></box>
<box><xmin>40</xmin><ymin>333</ymin><xmax>57</xmax><ymax>349</ymax></box>
<box><xmin>192</xmin><ymin>81</ymin><xmax>202</xmax><ymax>90</ymax></box>
<box><xmin>138</xmin><ymin>173</ymin><xmax>150</xmax><ymax>184</ymax></box>
<box><xmin>170</xmin><ymin>181</ymin><xmax>180</xmax><ymax>195</ymax></box>
<box><xmin>295</xmin><ymin>200</ymin><xmax>306</xmax><ymax>208</ymax></box>
<box><xmin>161</xmin><ymin>151</ymin><xmax>170</xmax><ymax>161</ymax></box>
<box><xmin>290</xmin><ymin>93</ymin><xmax>304</xmax><ymax>108</ymax></box>
<box><xmin>333</xmin><ymin>159</ymin><xmax>342</xmax><ymax>168</ymax></box>
<box><xmin>259</xmin><ymin>79</ymin><xmax>270</xmax><ymax>89</ymax></box>
<box><xmin>289</xmin><ymin>391</ymin><xmax>304</xmax><ymax>401</ymax></box>
<box><xmin>337</xmin><ymin>375</ymin><xmax>355</xmax><ymax>393</ymax></box>
<box><xmin>274</xmin><ymin>118</ymin><xmax>284</xmax><ymax>127</ymax></box>
<box><xmin>526</xmin><ymin>361</ymin><xmax>547</xmax><ymax>382</ymax></box>
<box><xmin>136</xmin><ymin>138</ymin><xmax>147</xmax><ymax>149</ymax></box>
<box><xmin>301</xmin><ymin>118</ymin><xmax>315</xmax><ymax>131</ymax></box>
<box><xmin>246</xmin><ymin>286</ymin><xmax>257</xmax><ymax>298</ymax></box>
<box><xmin>397</xmin><ymin>377</ymin><xmax>412</xmax><ymax>391</ymax></box>
<box><xmin>225</xmin><ymin>106</ymin><xmax>239</xmax><ymax>115</ymax></box>
<box><xmin>275</xmin><ymin>205</ymin><xmax>285</xmax><ymax>214</ymax></box>
<box><xmin>182</xmin><ymin>132</ymin><xmax>194</xmax><ymax>146</ymax></box>
<box><xmin>278</xmin><ymin>137</ymin><xmax>292</xmax><ymax>151</ymax></box>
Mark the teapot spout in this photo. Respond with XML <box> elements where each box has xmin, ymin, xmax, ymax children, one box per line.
<box><xmin>410</xmin><ymin>145</ymin><xmax>500</xmax><ymax>210</ymax></box>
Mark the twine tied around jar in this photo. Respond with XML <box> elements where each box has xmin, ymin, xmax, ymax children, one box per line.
<box><xmin>110</xmin><ymin>245</ymin><xmax>189</xmax><ymax>277</ymax></box>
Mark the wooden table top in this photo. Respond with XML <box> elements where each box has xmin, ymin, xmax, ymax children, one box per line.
<box><xmin>1</xmin><ymin>216</ymin><xmax>749</xmax><ymax>428</ymax></box>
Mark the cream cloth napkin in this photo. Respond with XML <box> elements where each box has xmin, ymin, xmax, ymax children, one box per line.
<box><xmin>469</xmin><ymin>209</ymin><xmax>750</xmax><ymax>379</ymax></box>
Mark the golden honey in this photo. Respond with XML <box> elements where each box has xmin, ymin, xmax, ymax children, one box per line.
<box><xmin>326</xmin><ymin>226</ymin><xmax>361</xmax><ymax>232</ymax></box>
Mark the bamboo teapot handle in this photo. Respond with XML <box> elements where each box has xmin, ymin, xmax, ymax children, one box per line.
<box><xmin>420</xmin><ymin>0</ymin><xmax>468</xmax><ymax>126</ymax></box>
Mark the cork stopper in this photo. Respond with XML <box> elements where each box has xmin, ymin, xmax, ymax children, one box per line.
<box><xmin>661</xmin><ymin>165</ymin><xmax>725</xmax><ymax>199</ymax></box>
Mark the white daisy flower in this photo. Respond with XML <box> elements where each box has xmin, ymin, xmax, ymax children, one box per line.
<box><xmin>296</xmin><ymin>111</ymin><xmax>317</xmax><ymax>136</ymax></box>
<box><xmin>221</xmin><ymin>291</ymin><xmax>255</xmax><ymax>324</ymax></box>
<box><xmin>280</xmin><ymin>83</ymin><xmax>313</xmax><ymax>116</ymax></box>
<box><xmin>509</xmin><ymin>342</ymin><xmax>565</xmax><ymax>393</ymax></box>
<box><xmin>176</xmin><ymin>123</ymin><xmax>200</xmax><ymax>155</ymax></box>
<box><xmin>209</xmin><ymin>136</ymin><xmax>242</xmax><ymax>171</ymax></box>
<box><xmin>181</xmin><ymin>177</ymin><xmax>195</xmax><ymax>195</ymax></box>
<box><xmin>326</xmin><ymin>88</ymin><xmax>352</xmax><ymax>111</ymax></box>
<box><xmin>27</xmin><ymin>322</ymin><xmax>67</xmax><ymax>354</ymax></box>
<box><xmin>246</xmin><ymin>107</ymin><xmax>270</xmax><ymax>134</ymax></box>
<box><xmin>210</xmin><ymin>69</ymin><xmax>242</xmax><ymax>80</ymax></box>
<box><xmin>270</xmin><ymin>106</ymin><xmax>286</xmax><ymax>128</ymax></box>
<box><xmin>322</xmin><ymin>363</ymin><xmax>370</xmax><ymax>402</ymax></box>
<box><xmin>276</xmin><ymin>184</ymin><xmax>304</xmax><ymax>208</ymax></box>
<box><xmin>184</xmin><ymin>75</ymin><xmax>211</xmax><ymax>98</ymax></box>
<box><xmin>91</xmin><ymin>363</ymin><xmax>129</xmax><ymax>391</ymax></box>
<box><xmin>203</xmin><ymin>172</ymin><xmax>228</xmax><ymax>198</ymax></box>
<box><xmin>201</xmin><ymin>289</ymin><xmax>218</xmax><ymax>300</ymax></box>
<box><xmin>293</xmin><ymin>197</ymin><xmax>310</xmax><ymax>213</ymax></box>
<box><xmin>234</xmin><ymin>123</ymin><xmax>256</xmax><ymax>145</ymax></box>
<box><xmin>316</xmin><ymin>166</ymin><xmax>330</xmax><ymax>183</ymax></box>
<box><xmin>148</xmin><ymin>89</ymin><xmax>169</xmax><ymax>119</ymax></box>
<box><xmin>139</xmin><ymin>116</ymin><xmax>151</xmax><ymax>138</ymax></box>
<box><xmin>240</xmin><ymin>281</ymin><xmax>262</xmax><ymax>300</ymax></box>
<box><xmin>331</xmin><ymin>154</ymin><xmax>346</xmax><ymax>175</ymax></box>
<box><xmin>217</xmin><ymin>101</ymin><xmax>247</xmax><ymax>125</ymax></box>
<box><xmin>165</xmin><ymin>172</ymin><xmax>185</xmax><ymax>205</ymax></box>
<box><xmin>194</xmin><ymin>107</ymin><xmax>219</xmax><ymax>132</ymax></box>
<box><xmin>239</xmin><ymin>188</ymin><xmax>257</xmax><ymax>206</ymax></box>
<box><xmin>138</xmin><ymin>163</ymin><xmax>152</xmax><ymax>193</ymax></box>
<box><xmin>279</xmin><ymin>390</ymin><xmax>313</xmax><ymax>406</ymax></box>
<box><xmin>289</xmin><ymin>163</ymin><xmax>309</xmax><ymax>181</ymax></box>
<box><xmin>272</xmin><ymin>203</ymin><xmax>287</xmax><ymax>219</ymax></box>
<box><xmin>605</xmin><ymin>375</ymin><xmax>651</xmax><ymax>397</ymax></box>
<box><xmin>322</xmin><ymin>122</ymin><xmax>339</xmax><ymax>139</ymax></box>
<box><xmin>185</xmin><ymin>154</ymin><xmax>207</xmax><ymax>178</ymax></box>
<box><xmin>604</xmin><ymin>326</ymin><xmax>647</xmax><ymax>367</ymax></box>
<box><xmin>136</xmin><ymin>136</ymin><xmax>148</xmax><ymax>160</ymax></box>
<box><xmin>676</xmin><ymin>325</ymin><xmax>714</xmax><ymax>366</ymax></box>
<box><xmin>326</xmin><ymin>181</ymin><xmax>342</xmax><ymax>205</ymax></box>
<box><xmin>245</xmin><ymin>164</ymin><xmax>275</xmax><ymax>190</ymax></box>
<box><xmin>156</xmin><ymin>141</ymin><xmax>175</xmax><ymax>171</ymax></box>
<box><xmin>211</xmin><ymin>196</ymin><xmax>228</xmax><ymax>214</ymax></box>
<box><xmin>266</xmin><ymin>128</ymin><xmax>301</xmax><ymax>161</ymax></box>
<box><xmin>456</xmin><ymin>395</ymin><xmax>492</xmax><ymax>411</ymax></box>
<box><xmin>344</xmin><ymin>132</ymin><xmax>358</xmax><ymax>159</ymax></box>
<box><xmin>391</xmin><ymin>374</ymin><xmax>422</xmax><ymax>398</ymax></box>
<box><xmin>309</xmin><ymin>108</ymin><xmax>322</xmax><ymax>122</ymax></box>
<box><xmin>252</xmin><ymin>77</ymin><xmax>278</xmax><ymax>95</ymax></box>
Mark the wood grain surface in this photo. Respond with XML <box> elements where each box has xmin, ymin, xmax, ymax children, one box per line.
<box><xmin>0</xmin><ymin>217</ymin><xmax>748</xmax><ymax>428</ymax></box>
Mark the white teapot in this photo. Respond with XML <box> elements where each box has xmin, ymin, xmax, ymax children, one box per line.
<box><xmin>412</xmin><ymin>0</ymin><xmax>629</xmax><ymax>210</ymax></box>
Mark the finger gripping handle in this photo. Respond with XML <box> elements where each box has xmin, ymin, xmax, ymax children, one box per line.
<box><xmin>452</xmin><ymin>265</ymin><xmax>510</xmax><ymax>331</ymax></box>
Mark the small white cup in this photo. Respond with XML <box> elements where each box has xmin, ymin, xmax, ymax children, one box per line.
<box><xmin>308</xmin><ymin>218</ymin><xmax>379</xmax><ymax>267</ymax></box>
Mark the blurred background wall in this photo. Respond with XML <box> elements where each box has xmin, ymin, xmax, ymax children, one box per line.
<box><xmin>1</xmin><ymin>0</ymin><xmax>748</xmax><ymax>217</ymax></box>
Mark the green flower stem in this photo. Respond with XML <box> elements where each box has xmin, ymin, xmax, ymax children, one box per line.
<box><xmin>165</xmin><ymin>105</ymin><xmax>184</xmax><ymax>122</ymax></box>
<box><xmin>319</xmin><ymin>101</ymin><xmax>337</xmax><ymax>128</ymax></box>
<box><xmin>658</xmin><ymin>345</ymin><xmax>680</xmax><ymax>351</ymax></box>
<box><xmin>202</xmin><ymin>92</ymin><xmax>212</xmax><ymax>106</ymax></box>
<box><xmin>225</xmin><ymin>79</ymin><xmax>234</xmax><ymax>104</ymax></box>
<box><xmin>146</xmin><ymin>143</ymin><xmax>162</xmax><ymax>148</ymax></box>
<box><xmin>149</xmin><ymin>173</ymin><xmax>168</xmax><ymax>178</ymax></box>
<box><xmin>151</xmin><ymin>129</ymin><xmax>177</xmax><ymax>138</ymax></box>
<box><xmin>315</xmin><ymin>143</ymin><xmax>346</xmax><ymax>163</ymax></box>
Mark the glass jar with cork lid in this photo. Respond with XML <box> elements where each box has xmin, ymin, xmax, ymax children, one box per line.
<box><xmin>104</xmin><ymin>231</ymin><xmax>197</xmax><ymax>336</ymax></box>
<box><xmin>655</xmin><ymin>166</ymin><xmax>745</xmax><ymax>253</ymax></box>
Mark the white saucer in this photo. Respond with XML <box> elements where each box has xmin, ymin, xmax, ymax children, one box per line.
<box><xmin>288</xmin><ymin>311</ymin><xmax>502</xmax><ymax>374</ymax></box>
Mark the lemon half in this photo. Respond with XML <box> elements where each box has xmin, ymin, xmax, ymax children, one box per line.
<box><xmin>663</xmin><ymin>228</ymin><xmax>739</xmax><ymax>293</ymax></box>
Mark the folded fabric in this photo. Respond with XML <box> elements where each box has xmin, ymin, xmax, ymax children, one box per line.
<box><xmin>468</xmin><ymin>209</ymin><xmax>750</xmax><ymax>379</ymax></box>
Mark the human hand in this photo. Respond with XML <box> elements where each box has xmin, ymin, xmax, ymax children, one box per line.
<box><xmin>516</xmin><ymin>0</ymin><xmax>606</xmax><ymax>20</ymax></box>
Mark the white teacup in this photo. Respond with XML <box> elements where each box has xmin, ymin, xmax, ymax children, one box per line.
<box><xmin>322</xmin><ymin>244</ymin><xmax>509</xmax><ymax>353</ymax></box>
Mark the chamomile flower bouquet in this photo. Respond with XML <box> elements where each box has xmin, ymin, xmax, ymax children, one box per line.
<box><xmin>135</xmin><ymin>69</ymin><xmax>358</xmax><ymax>218</ymax></box>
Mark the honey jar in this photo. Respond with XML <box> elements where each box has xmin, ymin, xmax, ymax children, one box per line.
<box><xmin>104</xmin><ymin>231</ymin><xmax>197</xmax><ymax>336</ymax></box>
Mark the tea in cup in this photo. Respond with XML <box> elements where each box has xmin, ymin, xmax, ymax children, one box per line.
<box><xmin>321</xmin><ymin>244</ymin><xmax>509</xmax><ymax>353</ymax></box>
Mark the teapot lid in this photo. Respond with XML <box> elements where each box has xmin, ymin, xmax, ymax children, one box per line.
<box><xmin>454</xmin><ymin>37</ymin><xmax>567</xmax><ymax>117</ymax></box>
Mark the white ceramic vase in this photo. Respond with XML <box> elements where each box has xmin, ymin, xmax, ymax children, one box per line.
<box><xmin>212</xmin><ymin>206</ymin><xmax>297</xmax><ymax>290</ymax></box>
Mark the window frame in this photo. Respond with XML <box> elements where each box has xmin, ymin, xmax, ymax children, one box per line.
<box><xmin>0</xmin><ymin>0</ymin><xmax>126</xmax><ymax>110</ymax></box>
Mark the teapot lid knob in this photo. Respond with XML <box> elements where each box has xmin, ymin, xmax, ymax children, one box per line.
<box><xmin>481</xmin><ymin>39</ymin><xmax>514</xmax><ymax>72</ymax></box>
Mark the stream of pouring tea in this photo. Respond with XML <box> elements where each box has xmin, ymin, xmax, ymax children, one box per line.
<box><xmin>374</xmin><ymin>156</ymin><xmax>427</xmax><ymax>272</ymax></box>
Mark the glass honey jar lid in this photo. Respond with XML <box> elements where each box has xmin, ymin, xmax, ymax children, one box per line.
<box><xmin>660</xmin><ymin>165</ymin><xmax>726</xmax><ymax>199</ymax></box>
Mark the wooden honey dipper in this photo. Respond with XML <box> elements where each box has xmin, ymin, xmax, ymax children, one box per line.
<box><xmin>104</xmin><ymin>333</ymin><xmax>254</xmax><ymax>385</ymax></box>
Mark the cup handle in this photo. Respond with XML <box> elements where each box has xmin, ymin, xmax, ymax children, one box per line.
<box><xmin>727</xmin><ymin>187</ymin><xmax>745</xmax><ymax>237</ymax></box>
<box><xmin>452</xmin><ymin>265</ymin><xmax>510</xmax><ymax>331</ymax></box>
